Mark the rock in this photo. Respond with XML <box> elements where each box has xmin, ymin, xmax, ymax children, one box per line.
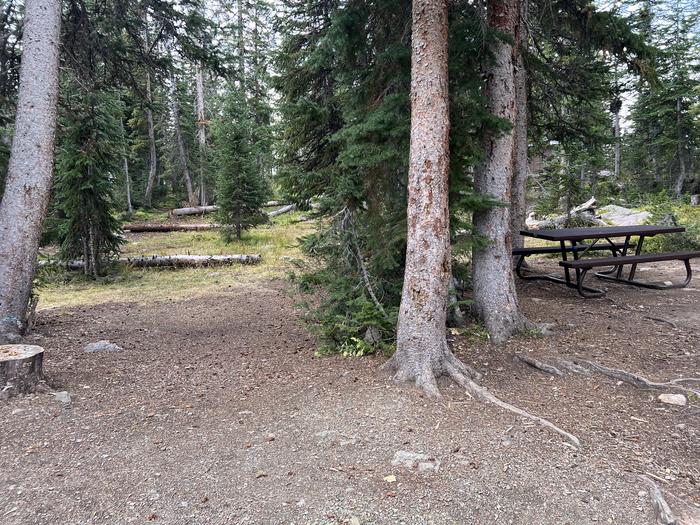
<box><xmin>84</xmin><ymin>340</ymin><xmax>122</xmax><ymax>353</ymax></box>
<box><xmin>391</xmin><ymin>450</ymin><xmax>440</xmax><ymax>473</ymax></box>
<box><xmin>598</xmin><ymin>204</ymin><xmax>651</xmax><ymax>227</ymax></box>
<box><xmin>658</xmin><ymin>393</ymin><xmax>687</xmax><ymax>406</ymax></box>
<box><xmin>53</xmin><ymin>391</ymin><xmax>71</xmax><ymax>403</ymax></box>
<box><xmin>349</xmin><ymin>518</ymin><xmax>361</xmax><ymax>525</ymax></box>
<box><xmin>364</xmin><ymin>326</ymin><xmax>381</xmax><ymax>345</ymax></box>
<box><xmin>691</xmin><ymin>194</ymin><xmax>699</xmax><ymax>206</ymax></box>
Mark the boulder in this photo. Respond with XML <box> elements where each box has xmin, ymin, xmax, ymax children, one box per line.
<box><xmin>84</xmin><ymin>340</ymin><xmax>122</xmax><ymax>353</ymax></box>
<box><xmin>598</xmin><ymin>204</ymin><xmax>651</xmax><ymax>227</ymax></box>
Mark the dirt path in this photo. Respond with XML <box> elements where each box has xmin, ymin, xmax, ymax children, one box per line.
<box><xmin>1</xmin><ymin>266</ymin><xmax>698</xmax><ymax>524</ymax></box>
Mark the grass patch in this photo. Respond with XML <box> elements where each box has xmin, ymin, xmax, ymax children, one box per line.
<box><xmin>38</xmin><ymin>212</ymin><xmax>314</xmax><ymax>310</ymax></box>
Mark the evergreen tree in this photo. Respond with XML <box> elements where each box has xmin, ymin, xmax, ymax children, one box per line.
<box><xmin>212</xmin><ymin>88</ymin><xmax>270</xmax><ymax>241</ymax></box>
<box><xmin>54</xmin><ymin>80</ymin><xmax>124</xmax><ymax>277</ymax></box>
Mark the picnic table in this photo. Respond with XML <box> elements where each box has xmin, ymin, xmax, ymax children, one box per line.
<box><xmin>515</xmin><ymin>225</ymin><xmax>700</xmax><ymax>298</ymax></box>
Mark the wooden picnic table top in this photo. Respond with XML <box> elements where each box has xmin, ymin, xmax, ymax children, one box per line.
<box><xmin>520</xmin><ymin>224</ymin><xmax>685</xmax><ymax>242</ymax></box>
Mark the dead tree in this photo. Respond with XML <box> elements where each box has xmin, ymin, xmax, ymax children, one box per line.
<box><xmin>0</xmin><ymin>0</ymin><xmax>61</xmax><ymax>342</ymax></box>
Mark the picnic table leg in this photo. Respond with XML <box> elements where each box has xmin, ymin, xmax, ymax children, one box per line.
<box><xmin>628</xmin><ymin>235</ymin><xmax>645</xmax><ymax>282</ymax></box>
<box><xmin>560</xmin><ymin>240</ymin><xmax>571</xmax><ymax>284</ymax></box>
<box><xmin>614</xmin><ymin>235</ymin><xmax>633</xmax><ymax>279</ymax></box>
<box><xmin>570</xmin><ymin>240</ymin><xmax>582</xmax><ymax>284</ymax></box>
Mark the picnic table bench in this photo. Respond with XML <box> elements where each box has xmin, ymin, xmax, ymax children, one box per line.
<box><xmin>516</xmin><ymin>225</ymin><xmax>700</xmax><ymax>298</ymax></box>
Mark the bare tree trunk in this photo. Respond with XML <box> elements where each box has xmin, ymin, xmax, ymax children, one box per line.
<box><xmin>383</xmin><ymin>0</ymin><xmax>456</xmax><ymax>397</ymax></box>
<box><xmin>613</xmin><ymin>108</ymin><xmax>621</xmax><ymax>179</ymax></box>
<box><xmin>119</xmin><ymin>116</ymin><xmax>134</xmax><ymax>215</ymax></box>
<box><xmin>674</xmin><ymin>98</ymin><xmax>686</xmax><ymax>198</ymax></box>
<box><xmin>143</xmin><ymin>69</ymin><xmax>158</xmax><ymax>207</ymax></box>
<box><xmin>0</xmin><ymin>0</ymin><xmax>61</xmax><ymax>342</ymax></box>
<box><xmin>170</xmin><ymin>72</ymin><xmax>196</xmax><ymax>205</ymax></box>
<box><xmin>472</xmin><ymin>0</ymin><xmax>525</xmax><ymax>344</ymax></box>
<box><xmin>510</xmin><ymin>0</ymin><xmax>528</xmax><ymax>253</ymax></box>
<box><xmin>237</xmin><ymin>0</ymin><xmax>245</xmax><ymax>89</ymax></box>
<box><xmin>195</xmin><ymin>63</ymin><xmax>208</xmax><ymax>206</ymax></box>
<box><xmin>124</xmin><ymin>156</ymin><xmax>133</xmax><ymax>215</ymax></box>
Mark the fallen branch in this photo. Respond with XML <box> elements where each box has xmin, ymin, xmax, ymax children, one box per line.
<box><xmin>123</xmin><ymin>223</ymin><xmax>221</xmax><ymax>232</ymax></box>
<box><xmin>642</xmin><ymin>316</ymin><xmax>678</xmax><ymax>329</ymax></box>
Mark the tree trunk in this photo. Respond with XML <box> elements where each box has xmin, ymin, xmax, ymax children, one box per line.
<box><xmin>237</xmin><ymin>0</ymin><xmax>245</xmax><ymax>89</ymax></box>
<box><xmin>0</xmin><ymin>344</ymin><xmax>44</xmax><ymax>398</ymax></box>
<box><xmin>383</xmin><ymin>0</ymin><xmax>457</xmax><ymax>397</ymax></box>
<box><xmin>195</xmin><ymin>63</ymin><xmax>208</xmax><ymax>206</ymax></box>
<box><xmin>124</xmin><ymin>156</ymin><xmax>133</xmax><ymax>215</ymax></box>
<box><xmin>674</xmin><ymin>98</ymin><xmax>686</xmax><ymax>198</ymax></box>
<box><xmin>143</xmin><ymin>69</ymin><xmax>158</xmax><ymax>207</ymax></box>
<box><xmin>613</xmin><ymin>107</ymin><xmax>621</xmax><ymax>179</ymax></box>
<box><xmin>0</xmin><ymin>0</ymin><xmax>61</xmax><ymax>342</ymax></box>
<box><xmin>170</xmin><ymin>72</ymin><xmax>196</xmax><ymax>205</ymax></box>
<box><xmin>510</xmin><ymin>0</ymin><xmax>528</xmax><ymax>253</ymax></box>
<box><xmin>472</xmin><ymin>0</ymin><xmax>525</xmax><ymax>344</ymax></box>
<box><xmin>123</xmin><ymin>223</ymin><xmax>221</xmax><ymax>232</ymax></box>
<box><xmin>119</xmin><ymin>117</ymin><xmax>134</xmax><ymax>215</ymax></box>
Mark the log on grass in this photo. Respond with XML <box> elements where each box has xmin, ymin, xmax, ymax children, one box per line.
<box><xmin>268</xmin><ymin>204</ymin><xmax>297</xmax><ymax>217</ymax></box>
<box><xmin>123</xmin><ymin>223</ymin><xmax>221</xmax><ymax>233</ymax></box>
<box><xmin>263</xmin><ymin>200</ymin><xmax>287</xmax><ymax>207</ymax></box>
<box><xmin>525</xmin><ymin>196</ymin><xmax>607</xmax><ymax>230</ymax></box>
<box><xmin>120</xmin><ymin>254</ymin><xmax>261</xmax><ymax>267</ymax></box>
<box><xmin>171</xmin><ymin>205</ymin><xmax>218</xmax><ymax>216</ymax></box>
<box><xmin>0</xmin><ymin>344</ymin><xmax>44</xmax><ymax>399</ymax></box>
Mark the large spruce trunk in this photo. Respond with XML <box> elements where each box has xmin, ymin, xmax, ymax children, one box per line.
<box><xmin>473</xmin><ymin>0</ymin><xmax>525</xmax><ymax>343</ymax></box>
<box><xmin>510</xmin><ymin>0</ymin><xmax>528</xmax><ymax>253</ymax></box>
<box><xmin>384</xmin><ymin>0</ymin><xmax>460</xmax><ymax>396</ymax></box>
<box><xmin>0</xmin><ymin>0</ymin><xmax>61</xmax><ymax>342</ymax></box>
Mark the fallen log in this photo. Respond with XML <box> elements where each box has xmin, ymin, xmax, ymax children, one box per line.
<box><xmin>0</xmin><ymin>344</ymin><xmax>44</xmax><ymax>399</ymax></box>
<box><xmin>53</xmin><ymin>254</ymin><xmax>261</xmax><ymax>270</ymax></box>
<box><xmin>170</xmin><ymin>203</ymin><xmax>296</xmax><ymax>218</ymax></box>
<box><xmin>263</xmin><ymin>200</ymin><xmax>286</xmax><ymax>207</ymax></box>
<box><xmin>525</xmin><ymin>196</ymin><xmax>607</xmax><ymax>230</ymax></box>
<box><xmin>171</xmin><ymin>205</ymin><xmax>218</xmax><ymax>216</ymax></box>
<box><xmin>268</xmin><ymin>203</ymin><xmax>297</xmax><ymax>217</ymax></box>
<box><xmin>123</xmin><ymin>223</ymin><xmax>221</xmax><ymax>232</ymax></box>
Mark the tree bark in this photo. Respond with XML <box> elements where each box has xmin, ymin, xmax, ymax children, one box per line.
<box><xmin>384</xmin><ymin>0</ymin><xmax>457</xmax><ymax>397</ymax></box>
<box><xmin>143</xmin><ymin>69</ymin><xmax>158</xmax><ymax>207</ymax></box>
<box><xmin>194</xmin><ymin>63</ymin><xmax>208</xmax><ymax>206</ymax></box>
<box><xmin>0</xmin><ymin>344</ymin><xmax>44</xmax><ymax>398</ymax></box>
<box><xmin>170</xmin><ymin>72</ymin><xmax>196</xmax><ymax>205</ymax></box>
<box><xmin>510</xmin><ymin>0</ymin><xmax>528</xmax><ymax>253</ymax></box>
<box><xmin>119</xmin><ymin>117</ymin><xmax>134</xmax><ymax>215</ymax></box>
<box><xmin>472</xmin><ymin>0</ymin><xmax>525</xmax><ymax>344</ymax></box>
<box><xmin>123</xmin><ymin>223</ymin><xmax>221</xmax><ymax>232</ymax></box>
<box><xmin>613</xmin><ymin>105</ymin><xmax>621</xmax><ymax>180</ymax></box>
<box><xmin>0</xmin><ymin>0</ymin><xmax>61</xmax><ymax>342</ymax></box>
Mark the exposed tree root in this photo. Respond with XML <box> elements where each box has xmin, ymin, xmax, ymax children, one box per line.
<box><xmin>640</xmin><ymin>475</ymin><xmax>679</xmax><ymax>525</ymax></box>
<box><xmin>573</xmin><ymin>359</ymin><xmax>700</xmax><ymax>397</ymax></box>
<box><xmin>384</xmin><ymin>350</ymin><xmax>580</xmax><ymax>449</ymax></box>
<box><xmin>516</xmin><ymin>354</ymin><xmax>564</xmax><ymax>376</ymax></box>
<box><xmin>513</xmin><ymin>353</ymin><xmax>699</xmax><ymax>397</ymax></box>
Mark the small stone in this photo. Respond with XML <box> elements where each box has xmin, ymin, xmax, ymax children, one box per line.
<box><xmin>658</xmin><ymin>393</ymin><xmax>687</xmax><ymax>406</ymax></box>
<box><xmin>391</xmin><ymin>450</ymin><xmax>440</xmax><ymax>473</ymax></box>
<box><xmin>254</xmin><ymin>470</ymin><xmax>267</xmax><ymax>478</ymax></box>
<box><xmin>53</xmin><ymin>391</ymin><xmax>71</xmax><ymax>403</ymax></box>
<box><xmin>267</xmin><ymin>433</ymin><xmax>276</xmax><ymax>442</ymax></box>
<box><xmin>84</xmin><ymin>340</ymin><xmax>122</xmax><ymax>353</ymax></box>
<box><xmin>349</xmin><ymin>518</ymin><xmax>361</xmax><ymax>525</ymax></box>
<box><xmin>11</xmin><ymin>408</ymin><xmax>26</xmax><ymax>415</ymax></box>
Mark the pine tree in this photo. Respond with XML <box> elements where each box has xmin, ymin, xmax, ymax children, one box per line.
<box><xmin>54</xmin><ymin>80</ymin><xmax>124</xmax><ymax>277</ymax></box>
<box><xmin>212</xmin><ymin>88</ymin><xmax>270</xmax><ymax>241</ymax></box>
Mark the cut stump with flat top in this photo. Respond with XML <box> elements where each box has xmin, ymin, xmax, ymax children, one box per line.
<box><xmin>0</xmin><ymin>344</ymin><xmax>44</xmax><ymax>399</ymax></box>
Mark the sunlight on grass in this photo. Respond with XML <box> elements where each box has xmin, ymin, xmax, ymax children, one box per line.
<box><xmin>38</xmin><ymin>212</ymin><xmax>314</xmax><ymax>310</ymax></box>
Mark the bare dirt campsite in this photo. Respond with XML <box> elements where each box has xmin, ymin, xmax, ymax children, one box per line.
<box><xmin>1</xmin><ymin>213</ymin><xmax>699</xmax><ymax>524</ymax></box>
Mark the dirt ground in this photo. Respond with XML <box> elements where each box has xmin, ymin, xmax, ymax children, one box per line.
<box><xmin>1</xmin><ymin>258</ymin><xmax>698</xmax><ymax>524</ymax></box>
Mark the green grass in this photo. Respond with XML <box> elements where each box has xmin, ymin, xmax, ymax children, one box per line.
<box><xmin>37</xmin><ymin>212</ymin><xmax>314</xmax><ymax>311</ymax></box>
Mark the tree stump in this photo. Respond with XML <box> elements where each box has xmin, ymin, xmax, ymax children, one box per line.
<box><xmin>0</xmin><ymin>344</ymin><xmax>44</xmax><ymax>399</ymax></box>
<box><xmin>691</xmin><ymin>194</ymin><xmax>699</xmax><ymax>207</ymax></box>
